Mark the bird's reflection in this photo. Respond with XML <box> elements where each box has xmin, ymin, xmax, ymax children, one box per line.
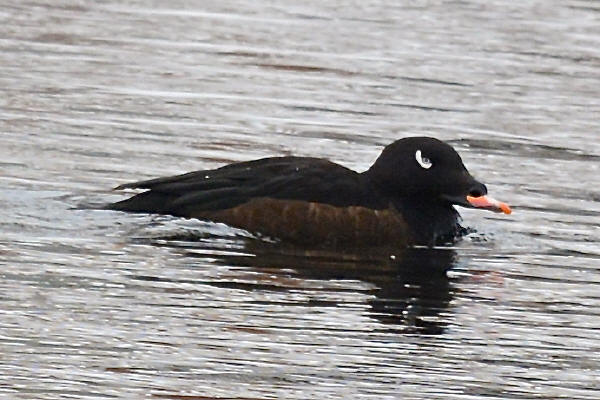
<box><xmin>138</xmin><ymin>232</ymin><xmax>459</xmax><ymax>335</ymax></box>
<box><xmin>365</xmin><ymin>248</ymin><xmax>454</xmax><ymax>335</ymax></box>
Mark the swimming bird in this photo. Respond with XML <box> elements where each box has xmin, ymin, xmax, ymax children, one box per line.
<box><xmin>107</xmin><ymin>137</ymin><xmax>511</xmax><ymax>247</ymax></box>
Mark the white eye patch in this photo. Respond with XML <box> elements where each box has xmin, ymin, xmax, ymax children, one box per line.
<box><xmin>415</xmin><ymin>150</ymin><xmax>432</xmax><ymax>169</ymax></box>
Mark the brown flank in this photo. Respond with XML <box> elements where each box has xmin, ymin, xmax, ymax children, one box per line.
<box><xmin>193</xmin><ymin>198</ymin><xmax>411</xmax><ymax>247</ymax></box>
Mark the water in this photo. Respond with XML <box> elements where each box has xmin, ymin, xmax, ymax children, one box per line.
<box><xmin>1</xmin><ymin>1</ymin><xmax>599</xmax><ymax>399</ymax></box>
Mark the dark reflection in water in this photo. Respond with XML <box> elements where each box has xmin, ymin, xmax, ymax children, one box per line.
<box><xmin>135</xmin><ymin>233</ymin><xmax>457</xmax><ymax>335</ymax></box>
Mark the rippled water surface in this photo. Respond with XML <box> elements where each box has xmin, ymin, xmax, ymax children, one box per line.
<box><xmin>2</xmin><ymin>1</ymin><xmax>600</xmax><ymax>399</ymax></box>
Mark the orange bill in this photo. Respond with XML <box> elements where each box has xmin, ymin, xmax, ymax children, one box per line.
<box><xmin>466</xmin><ymin>195</ymin><xmax>512</xmax><ymax>214</ymax></box>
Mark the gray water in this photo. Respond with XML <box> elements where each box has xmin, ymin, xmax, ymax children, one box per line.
<box><xmin>1</xmin><ymin>1</ymin><xmax>600</xmax><ymax>399</ymax></box>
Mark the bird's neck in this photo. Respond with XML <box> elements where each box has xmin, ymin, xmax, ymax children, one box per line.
<box><xmin>360</xmin><ymin>172</ymin><xmax>465</xmax><ymax>246</ymax></box>
<box><xmin>393</xmin><ymin>197</ymin><xmax>463</xmax><ymax>246</ymax></box>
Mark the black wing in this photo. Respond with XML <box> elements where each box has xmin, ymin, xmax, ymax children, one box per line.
<box><xmin>108</xmin><ymin>157</ymin><xmax>383</xmax><ymax>217</ymax></box>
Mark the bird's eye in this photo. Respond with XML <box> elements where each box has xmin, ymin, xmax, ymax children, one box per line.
<box><xmin>415</xmin><ymin>150</ymin><xmax>432</xmax><ymax>169</ymax></box>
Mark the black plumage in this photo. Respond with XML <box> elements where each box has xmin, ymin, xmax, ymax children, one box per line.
<box><xmin>107</xmin><ymin>137</ymin><xmax>509</xmax><ymax>246</ymax></box>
